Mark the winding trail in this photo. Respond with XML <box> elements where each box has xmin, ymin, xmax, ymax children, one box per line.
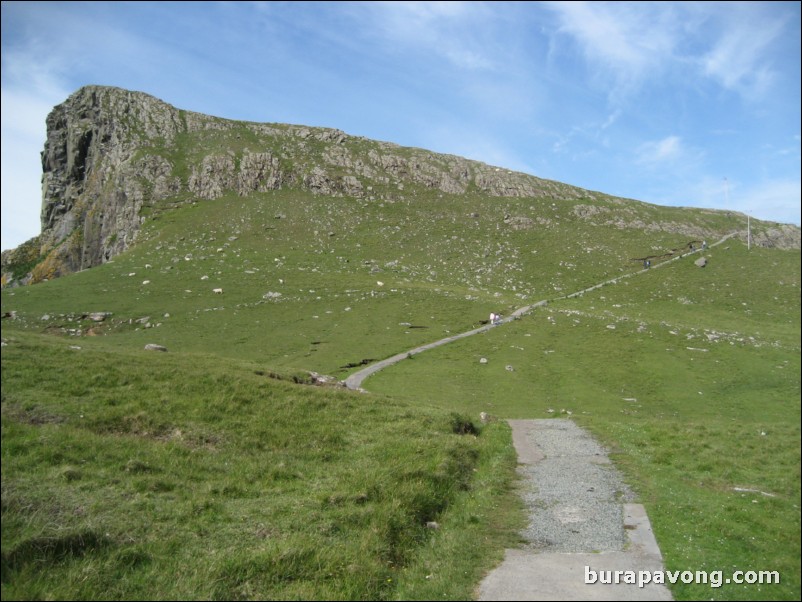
<box><xmin>343</xmin><ymin>232</ymin><xmax>737</xmax><ymax>600</ymax></box>
<box><xmin>344</xmin><ymin>232</ymin><xmax>737</xmax><ymax>391</ymax></box>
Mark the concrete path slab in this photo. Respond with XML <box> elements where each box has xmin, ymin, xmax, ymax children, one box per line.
<box><xmin>477</xmin><ymin>420</ymin><xmax>673</xmax><ymax>601</ymax></box>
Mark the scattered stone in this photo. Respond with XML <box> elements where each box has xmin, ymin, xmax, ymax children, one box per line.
<box><xmin>479</xmin><ymin>357</ymin><xmax>488</xmax><ymax>364</ymax></box>
<box><xmin>144</xmin><ymin>343</ymin><xmax>168</xmax><ymax>352</ymax></box>
<box><xmin>695</xmin><ymin>257</ymin><xmax>707</xmax><ymax>268</ymax></box>
<box><xmin>733</xmin><ymin>487</ymin><xmax>775</xmax><ymax>497</ymax></box>
<box><xmin>505</xmin><ymin>365</ymin><xmax>515</xmax><ymax>372</ymax></box>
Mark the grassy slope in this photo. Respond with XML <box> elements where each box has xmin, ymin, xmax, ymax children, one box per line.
<box><xmin>2</xmin><ymin>179</ymin><xmax>799</xmax><ymax>599</ymax></box>
<box><xmin>368</xmin><ymin>241</ymin><xmax>801</xmax><ymax>600</ymax></box>
<box><xmin>1</xmin><ymin>332</ymin><xmax>522</xmax><ymax>600</ymax></box>
<box><xmin>1</xmin><ymin>187</ymin><xmax>742</xmax><ymax>375</ymax></box>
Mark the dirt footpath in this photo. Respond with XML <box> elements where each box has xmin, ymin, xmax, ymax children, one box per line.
<box><xmin>477</xmin><ymin>419</ymin><xmax>673</xmax><ymax>601</ymax></box>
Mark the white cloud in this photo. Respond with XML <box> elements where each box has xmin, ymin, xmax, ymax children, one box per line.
<box><xmin>544</xmin><ymin>1</ymin><xmax>679</xmax><ymax>99</ymax></box>
<box><xmin>544</xmin><ymin>2</ymin><xmax>794</xmax><ymax>105</ymax></box>
<box><xmin>361</xmin><ymin>1</ymin><xmax>496</xmax><ymax>70</ymax></box>
<box><xmin>1</xmin><ymin>50</ymin><xmax>72</xmax><ymax>250</ymax></box>
<box><xmin>636</xmin><ymin>135</ymin><xmax>683</xmax><ymax>165</ymax></box>
<box><xmin>551</xmin><ymin>111</ymin><xmax>622</xmax><ymax>157</ymax></box>
<box><xmin>700</xmin><ymin>8</ymin><xmax>786</xmax><ymax>100</ymax></box>
<box><xmin>0</xmin><ymin>112</ymin><xmax>47</xmax><ymax>250</ymax></box>
<box><xmin>600</xmin><ymin>110</ymin><xmax>621</xmax><ymax>131</ymax></box>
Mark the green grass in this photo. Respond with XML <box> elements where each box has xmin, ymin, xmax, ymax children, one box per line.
<box><xmin>1</xmin><ymin>188</ymin><xmax>745</xmax><ymax>374</ymax></box>
<box><xmin>2</xmin><ymin>170</ymin><xmax>799</xmax><ymax>599</ymax></box>
<box><xmin>1</xmin><ymin>332</ymin><xmax>522</xmax><ymax>600</ymax></box>
<box><xmin>367</xmin><ymin>241</ymin><xmax>801</xmax><ymax>600</ymax></box>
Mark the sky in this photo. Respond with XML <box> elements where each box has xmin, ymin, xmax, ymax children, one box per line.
<box><xmin>2</xmin><ymin>1</ymin><xmax>800</xmax><ymax>251</ymax></box>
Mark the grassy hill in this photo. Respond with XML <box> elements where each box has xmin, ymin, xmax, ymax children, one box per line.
<box><xmin>2</xmin><ymin>88</ymin><xmax>800</xmax><ymax>600</ymax></box>
<box><xmin>369</xmin><ymin>239</ymin><xmax>800</xmax><ymax>600</ymax></box>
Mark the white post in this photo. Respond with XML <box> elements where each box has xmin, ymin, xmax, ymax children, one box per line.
<box><xmin>747</xmin><ymin>213</ymin><xmax>751</xmax><ymax>251</ymax></box>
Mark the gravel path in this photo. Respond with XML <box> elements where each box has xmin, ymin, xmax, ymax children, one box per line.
<box><xmin>513</xmin><ymin>419</ymin><xmax>634</xmax><ymax>553</ymax></box>
<box><xmin>477</xmin><ymin>420</ymin><xmax>673</xmax><ymax>601</ymax></box>
<box><xmin>344</xmin><ymin>232</ymin><xmax>737</xmax><ymax>391</ymax></box>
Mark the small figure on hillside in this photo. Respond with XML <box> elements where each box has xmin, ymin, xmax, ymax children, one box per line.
<box><xmin>703</xmin><ymin>240</ymin><xmax>708</xmax><ymax>250</ymax></box>
<box><xmin>643</xmin><ymin>259</ymin><xmax>651</xmax><ymax>269</ymax></box>
<box><xmin>493</xmin><ymin>313</ymin><xmax>502</xmax><ymax>325</ymax></box>
<box><xmin>489</xmin><ymin>312</ymin><xmax>496</xmax><ymax>325</ymax></box>
<box><xmin>689</xmin><ymin>243</ymin><xmax>694</xmax><ymax>251</ymax></box>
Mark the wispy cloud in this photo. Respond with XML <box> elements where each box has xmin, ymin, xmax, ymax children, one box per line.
<box><xmin>544</xmin><ymin>1</ymin><xmax>679</xmax><ymax>100</ymax></box>
<box><xmin>636</xmin><ymin>135</ymin><xmax>684</xmax><ymax>165</ymax></box>
<box><xmin>552</xmin><ymin>111</ymin><xmax>622</xmax><ymax>157</ymax></box>
<box><xmin>700</xmin><ymin>5</ymin><xmax>787</xmax><ymax>100</ymax></box>
<box><xmin>1</xmin><ymin>47</ymin><xmax>73</xmax><ymax>249</ymax></box>
<box><xmin>359</xmin><ymin>1</ymin><xmax>497</xmax><ymax>70</ymax></box>
<box><xmin>544</xmin><ymin>1</ymin><xmax>792</xmax><ymax>104</ymax></box>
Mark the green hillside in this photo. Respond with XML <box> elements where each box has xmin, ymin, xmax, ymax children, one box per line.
<box><xmin>1</xmin><ymin>89</ymin><xmax>800</xmax><ymax>600</ymax></box>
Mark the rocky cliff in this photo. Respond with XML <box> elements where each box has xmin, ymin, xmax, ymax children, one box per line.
<box><xmin>2</xmin><ymin>85</ymin><xmax>799</xmax><ymax>286</ymax></box>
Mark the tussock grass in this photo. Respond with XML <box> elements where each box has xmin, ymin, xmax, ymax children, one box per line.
<box><xmin>1</xmin><ymin>333</ymin><xmax>520</xmax><ymax>600</ymax></box>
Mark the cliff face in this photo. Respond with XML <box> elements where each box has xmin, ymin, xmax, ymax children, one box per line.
<box><xmin>1</xmin><ymin>85</ymin><xmax>799</xmax><ymax>286</ymax></box>
<box><xmin>35</xmin><ymin>87</ymin><xmax>184</xmax><ymax>281</ymax></box>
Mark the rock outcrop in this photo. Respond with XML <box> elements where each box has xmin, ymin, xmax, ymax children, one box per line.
<box><xmin>33</xmin><ymin>87</ymin><xmax>185</xmax><ymax>281</ymax></box>
<box><xmin>2</xmin><ymin>85</ymin><xmax>799</xmax><ymax>286</ymax></box>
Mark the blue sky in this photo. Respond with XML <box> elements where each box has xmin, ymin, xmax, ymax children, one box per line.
<box><xmin>2</xmin><ymin>1</ymin><xmax>800</xmax><ymax>251</ymax></box>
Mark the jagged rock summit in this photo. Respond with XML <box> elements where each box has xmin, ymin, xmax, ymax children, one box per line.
<box><xmin>2</xmin><ymin>85</ymin><xmax>799</xmax><ymax>286</ymax></box>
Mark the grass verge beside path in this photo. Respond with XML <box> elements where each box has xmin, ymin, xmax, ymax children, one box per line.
<box><xmin>1</xmin><ymin>331</ymin><xmax>522</xmax><ymax>600</ymax></box>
